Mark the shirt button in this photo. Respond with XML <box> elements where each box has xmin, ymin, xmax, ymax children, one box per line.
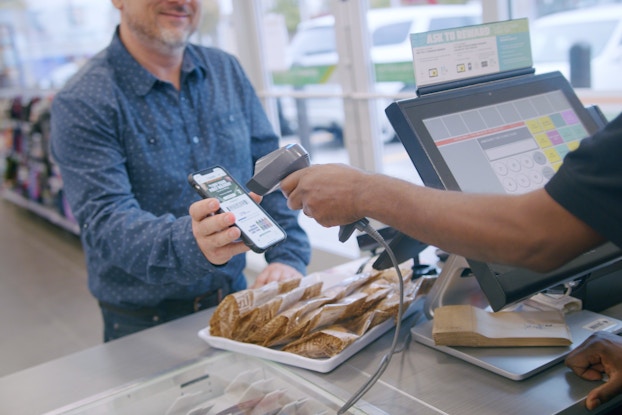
<box><xmin>229</xmin><ymin>115</ymin><xmax>234</xmax><ymax>122</ymax></box>
<box><xmin>192</xmin><ymin>136</ymin><xmax>199</xmax><ymax>144</ymax></box>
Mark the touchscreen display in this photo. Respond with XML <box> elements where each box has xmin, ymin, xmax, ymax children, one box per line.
<box><xmin>422</xmin><ymin>90</ymin><xmax>588</xmax><ymax>194</ymax></box>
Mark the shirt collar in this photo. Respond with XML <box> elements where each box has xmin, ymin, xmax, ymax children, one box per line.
<box><xmin>107</xmin><ymin>26</ymin><xmax>206</xmax><ymax>96</ymax></box>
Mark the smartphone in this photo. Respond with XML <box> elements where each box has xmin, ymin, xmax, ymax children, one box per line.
<box><xmin>188</xmin><ymin>166</ymin><xmax>287</xmax><ymax>253</ymax></box>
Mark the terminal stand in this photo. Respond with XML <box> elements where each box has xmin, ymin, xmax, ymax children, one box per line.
<box><xmin>412</xmin><ymin>254</ymin><xmax>622</xmax><ymax>380</ymax></box>
<box><xmin>421</xmin><ymin>254</ymin><xmax>487</xmax><ymax>319</ymax></box>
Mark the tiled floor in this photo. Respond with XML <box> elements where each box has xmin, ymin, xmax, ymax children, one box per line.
<box><xmin>0</xmin><ymin>199</ymin><xmax>101</xmax><ymax>377</ymax></box>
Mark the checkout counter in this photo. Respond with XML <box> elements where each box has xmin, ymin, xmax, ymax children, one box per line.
<box><xmin>2</xmin><ymin>280</ymin><xmax>622</xmax><ymax>414</ymax></box>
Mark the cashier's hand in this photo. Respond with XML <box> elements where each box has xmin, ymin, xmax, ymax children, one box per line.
<box><xmin>189</xmin><ymin>197</ymin><xmax>258</xmax><ymax>265</ymax></box>
<box><xmin>281</xmin><ymin>163</ymin><xmax>366</xmax><ymax>227</ymax></box>
<box><xmin>251</xmin><ymin>263</ymin><xmax>304</xmax><ymax>289</ymax></box>
<box><xmin>565</xmin><ymin>331</ymin><xmax>622</xmax><ymax>410</ymax></box>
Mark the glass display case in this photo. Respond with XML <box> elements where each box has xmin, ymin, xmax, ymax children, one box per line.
<box><xmin>44</xmin><ymin>352</ymin><xmax>386</xmax><ymax>415</ymax></box>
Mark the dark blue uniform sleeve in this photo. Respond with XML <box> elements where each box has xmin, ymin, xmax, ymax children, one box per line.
<box><xmin>545</xmin><ymin>113</ymin><xmax>622</xmax><ymax>248</ymax></box>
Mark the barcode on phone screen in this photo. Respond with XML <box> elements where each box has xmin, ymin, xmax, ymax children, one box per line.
<box><xmin>228</xmin><ymin>199</ymin><xmax>249</xmax><ymax>211</ymax></box>
<box><xmin>256</xmin><ymin>217</ymin><xmax>274</xmax><ymax>230</ymax></box>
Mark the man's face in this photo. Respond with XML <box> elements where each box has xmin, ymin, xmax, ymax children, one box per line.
<box><xmin>113</xmin><ymin>0</ymin><xmax>201</xmax><ymax>51</ymax></box>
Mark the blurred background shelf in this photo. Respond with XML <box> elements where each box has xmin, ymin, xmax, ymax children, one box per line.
<box><xmin>1</xmin><ymin>188</ymin><xmax>79</xmax><ymax>235</ymax></box>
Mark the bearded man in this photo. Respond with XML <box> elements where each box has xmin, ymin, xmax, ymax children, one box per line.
<box><xmin>51</xmin><ymin>0</ymin><xmax>310</xmax><ymax>341</ymax></box>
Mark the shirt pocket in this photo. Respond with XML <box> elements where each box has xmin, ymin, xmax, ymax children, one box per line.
<box><xmin>209</xmin><ymin>109</ymin><xmax>251</xmax><ymax>167</ymax></box>
<box><xmin>122</xmin><ymin>124</ymin><xmax>192</xmax><ymax>208</ymax></box>
<box><xmin>124</xmin><ymin>121</ymin><xmax>190</xmax><ymax>167</ymax></box>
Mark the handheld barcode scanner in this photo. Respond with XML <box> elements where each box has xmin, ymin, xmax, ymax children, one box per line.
<box><xmin>246</xmin><ymin>143</ymin><xmax>368</xmax><ymax>242</ymax></box>
<box><xmin>248</xmin><ymin>144</ymin><xmax>402</xmax><ymax>414</ymax></box>
<box><xmin>246</xmin><ymin>143</ymin><xmax>310</xmax><ymax>195</ymax></box>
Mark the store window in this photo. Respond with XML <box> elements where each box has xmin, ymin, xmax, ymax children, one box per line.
<box><xmin>512</xmin><ymin>1</ymin><xmax>622</xmax><ymax>120</ymax></box>
<box><xmin>266</xmin><ymin>4</ymin><xmax>345</xmax><ymax>162</ymax></box>
<box><xmin>255</xmin><ymin>1</ymin><xmax>487</xmax><ymax>257</ymax></box>
<box><xmin>263</xmin><ymin>1</ymin><xmax>484</xmax><ymax>182</ymax></box>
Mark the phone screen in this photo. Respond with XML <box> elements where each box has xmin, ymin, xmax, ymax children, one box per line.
<box><xmin>190</xmin><ymin>166</ymin><xmax>286</xmax><ymax>253</ymax></box>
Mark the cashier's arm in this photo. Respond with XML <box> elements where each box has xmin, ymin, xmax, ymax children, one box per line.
<box><xmin>281</xmin><ymin>164</ymin><xmax>605</xmax><ymax>272</ymax></box>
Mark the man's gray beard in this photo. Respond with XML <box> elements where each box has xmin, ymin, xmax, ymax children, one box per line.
<box><xmin>158</xmin><ymin>27</ymin><xmax>193</xmax><ymax>50</ymax></box>
<box><xmin>127</xmin><ymin>14</ymin><xmax>194</xmax><ymax>53</ymax></box>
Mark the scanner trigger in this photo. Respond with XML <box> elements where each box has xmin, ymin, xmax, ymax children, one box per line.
<box><xmin>338</xmin><ymin>218</ymin><xmax>370</xmax><ymax>243</ymax></box>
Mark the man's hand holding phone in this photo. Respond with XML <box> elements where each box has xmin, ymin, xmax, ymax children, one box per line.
<box><xmin>189</xmin><ymin>197</ymin><xmax>251</xmax><ymax>265</ymax></box>
<box><xmin>189</xmin><ymin>195</ymin><xmax>303</xmax><ymax>287</ymax></box>
<box><xmin>189</xmin><ymin>166</ymin><xmax>287</xmax><ymax>254</ymax></box>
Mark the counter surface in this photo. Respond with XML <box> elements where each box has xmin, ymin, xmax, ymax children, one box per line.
<box><xmin>2</xmin><ymin>301</ymin><xmax>622</xmax><ymax>414</ymax></box>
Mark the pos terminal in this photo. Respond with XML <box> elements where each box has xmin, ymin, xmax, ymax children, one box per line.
<box><xmin>384</xmin><ymin>17</ymin><xmax>622</xmax><ymax>380</ymax></box>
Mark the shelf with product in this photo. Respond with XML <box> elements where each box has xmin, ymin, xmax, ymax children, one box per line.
<box><xmin>1</xmin><ymin>95</ymin><xmax>79</xmax><ymax>235</ymax></box>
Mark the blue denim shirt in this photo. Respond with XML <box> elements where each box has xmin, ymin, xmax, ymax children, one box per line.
<box><xmin>50</xmin><ymin>29</ymin><xmax>310</xmax><ymax>308</ymax></box>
